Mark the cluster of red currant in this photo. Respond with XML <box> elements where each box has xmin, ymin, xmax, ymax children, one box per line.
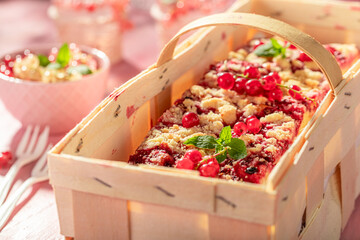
<box><xmin>175</xmin><ymin>149</ymin><xmax>220</xmax><ymax>177</ymax></box>
<box><xmin>217</xmin><ymin>65</ymin><xmax>311</xmax><ymax>102</ymax></box>
<box><xmin>0</xmin><ymin>55</ymin><xmax>16</xmax><ymax>77</ymax></box>
<box><xmin>0</xmin><ymin>50</ymin><xmax>32</xmax><ymax>78</ymax></box>
<box><xmin>233</xmin><ymin>115</ymin><xmax>262</xmax><ymax>137</ymax></box>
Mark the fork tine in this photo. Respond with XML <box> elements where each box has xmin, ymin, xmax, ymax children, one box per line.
<box><xmin>25</xmin><ymin>125</ymin><xmax>40</xmax><ymax>154</ymax></box>
<box><xmin>15</xmin><ymin>125</ymin><xmax>33</xmax><ymax>156</ymax></box>
<box><xmin>31</xmin><ymin>144</ymin><xmax>52</xmax><ymax>175</ymax></box>
<box><xmin>31</xmin><ymin>126</ymin><xmax>50</xmax><ymax>159</ymax></box>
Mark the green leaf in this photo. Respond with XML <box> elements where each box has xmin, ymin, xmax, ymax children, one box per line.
<box><xmin>254</xmin><ymin>38</ymin><xmax>286</xmax><ymax>58</ymax></box>
<box><xmin>37</xmin><ymin>54</ymin><xmax>50</xmax><ymax>67</ymax></box>
<box><xmin>225</xmin><ymin>138</ymin><xmax>247</xmax><ymax>160</ymax></box>
<box><xmin>219</xmin><ymin>126</ymin><xmax>232</xmax><ymax>145</ymax></box>
<box><xmin>56</xmin><ymin>43</ymin><xmax>71</xmax><ymax>68</ymax></box>
<box><xmin>67</xmin><ymin>64</ymin><xmax>92</xmax><ymax>75</ymax></box>
<box><xmin>184</xmin><ymin>135</ymin><xmax>217</xmax><ymax>149</ymax></box>
<box><xmin>215</xmin><ymin>145</ymin><xmax>227</xmax><ymax>163</ymax></box>
<box><xmin>270</xmin><ymin>38</ymin><xmax>282</xmax><ymax>49</ymax></box>
<box><xmin>46</xmin><ymin>62</ymin><xmax>62</xmax><ymax>70</ymax></box>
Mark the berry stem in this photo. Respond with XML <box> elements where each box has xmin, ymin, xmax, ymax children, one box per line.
<box><xmin>235</xmin><ymin>73</ymin><xmax>250</xmax><ymax>79</ymax></box>
<box><xmin>277</xmin><ymin>84</ymin><xmax>316</xmax><ymax>103</ymax></box>
<box><xmin>195</xmin><ymin>147</ymin><xmax>229</xmax><ymax>170</ymax></box>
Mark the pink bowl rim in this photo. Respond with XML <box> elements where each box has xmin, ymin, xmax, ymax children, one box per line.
<box><xmin>0</xmin><ymin>43</ymin><xmax>110</xmax><ymax>86</ymax></box>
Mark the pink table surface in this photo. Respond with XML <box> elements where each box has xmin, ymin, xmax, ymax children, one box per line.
<box><xmin>0</xmin><ymin>0</ymin><xmax>359</xmax><ymax>239</ymax></box>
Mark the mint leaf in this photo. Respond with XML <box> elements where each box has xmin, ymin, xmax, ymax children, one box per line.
<box><xmin>67</xmin><ymin>64</ymin><xmax>92</xmax><ymax>75</ymax></box>
<box><xmin>56</xmin><ymin>43</ymin><xmax>71</xmax><ymax>68</ymax></box>
<box><xmin>270</xmin><ymin>38</ymin><xmax>282</xmax><ymax>49</ymax></box>
<box><xmin>215</xmin><ymin>144</ymin><xmax>227</xmax><ymax>163</ymax></box>
<box><xmin>38</xmin><ymin>54</ymin><xmax>50</xmax><ymax>67</ymax></box>
<box><xmin>184</xmin><ymin>135</ymin><xmax>217</xmax><ymax>149</ymax></box>
<box><xmin>46</xmin><ymin>62</ymin><xmax>62</xmax><ymax>70</ymax></box>
<box><xmin>254</xmin><ymin>38</ymin><xmax>287</xmax><ymax>58</ymax></box>
<box><xmin>219</xmin><ymin>126</ymin><xmax>232</xmax><ymax>145</ymax></box>
<box><xmin>225</xmin><ymin>138</ymin><xmax>247</xmax><ymax>160</ymax></box>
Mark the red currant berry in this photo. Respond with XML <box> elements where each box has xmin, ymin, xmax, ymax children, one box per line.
<box><xmin>269</xmin><ymin>72</ymin><xmax>281</xmax><ymax>84</ymax></box>
<box><xmin>182</xmin><ymin>112</ymin><xmax>200</xmax><ymax>128</ymax></box>
<box><xmin>284</xmin><ymin>41</ymin><xmax>297</xmax><ymax>49</ymax></box>
<box><xmin>253</xmin><ymin>41</ymin><xmax>264</xmax><ymax>50</ymax></box>
<box><xmin>176</xmin><ymin>157</ymin><xmax>195</xmax><ymax>170</ymax></box>
<box><xmin>267</xmin><ymin>87</ymin><xmax>283</xmax><ymax>101</ymax></box>
<box><xmin>289</xmin><ymin>85</ymin><xmax>303</xmax><ymax>100</ymax></box>
<box><xmin>0</xmin><ymin>151</ymin><xmax>12</xmax><ymax>168</ymax></box>
<box><xmin>245</xmin><ymin>79</ymin><xmax>263</xmax><ymax>96</ymax></box>
<box><xmin>246</xmin><ymin>116</ymin><xmax>262</xmax><ymax>134</ymax></box>
<box><xmin>2</xmin><ymin>67</ymin><xmax>13</xmax><ymax>77</ymax></box>
<box><xmin>199</xmin><ymin>159</ymin><xmax>220</xmax><ymax>177</ymax></box>
<box><xmin>3</xmin><ymin>55</ymin><xmax>12</xmax><ymax>65</ymax></box>
<box><xmin>233</xmin><ymin>77</ymin><xmax>247</xmax><ymax>94</ymax></box>
<box><xmin>184</xmin><ymin>150</ymin><xmax>202</xmax><ymax>164</ymax></box>
<box><xmin>23</xmin><ymin>49</ymin><xmax>31</xmax><ymax>56</ymax></box>
<box><xmin>244</xmin><ymin>66</ymin><xmax>260</xmax><ymax>78</ymax></box>
<box><xmin>298</xmin><ymin>52</ymin><xmax>312</xmax><ymax>62</ymax></box>
<box><xmin>0</xmin><ymin>64</ymin><xmax>7</xmax><ymax>73</ymax></box>
<box><xmin>233</xmin><ymin>122</ymin><xmax>247</xmax><ymax>136</ymax></box>
<box><xmin>217</xmin><ymin>72</ymin><xmax>235</xmax><ymax>90</ymax></box>
<box><xmin>261</xmin><ymin>75</ymin><xmax>277</xmax><ymax>91</ymax></box>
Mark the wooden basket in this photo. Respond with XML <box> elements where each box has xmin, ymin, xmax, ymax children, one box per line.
<box><xmin>48</xmin><ymin>0</ymin><xmax>360</xmax><ymax>239</ymax></box>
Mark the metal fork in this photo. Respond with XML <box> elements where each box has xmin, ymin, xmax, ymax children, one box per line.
<box><xmin>0</xmin><ymin>144</ymin><xmax>52</xmax><ymax>230</ymax></box>
<box><xmin>0</xmin><ymin>125</ymin><xmax>49</xmax><ymax>205</ymax></box>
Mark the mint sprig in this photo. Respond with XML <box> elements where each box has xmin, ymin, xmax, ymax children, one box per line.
<box><xmin>67</xmin><ymin>64</ymin><xmax>92</xmax><ymax>75</ymax></box>
<box><xmin>37</xmin><ymin>54</ymin><xmax>50</xmax><ymax>67</ymax></box>
<box><xmin>56</xmin><ymin>43</ymin><xmax>71</xmax><ymax>68</ymax></box>
<box><xmin>254</xmin><ymin>38</ymin><xmax>288</xmax><ymax>58</ymax></box>
<box><xmin>184</xmin><ymin>126</ymin><xmax>247</xmax><ymax>163</ymax></box>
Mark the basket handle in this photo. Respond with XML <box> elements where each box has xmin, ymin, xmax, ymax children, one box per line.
<box><xmin>156</xmin><ymin>12</ymin><xmax>343</xmax><ymax>94</ymax></box>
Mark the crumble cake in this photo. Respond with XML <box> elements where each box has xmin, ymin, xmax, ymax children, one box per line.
<box><xmin>129</xmin><ymin>37</ymin><xmax>359</xmax><ymax>183</ymax></box>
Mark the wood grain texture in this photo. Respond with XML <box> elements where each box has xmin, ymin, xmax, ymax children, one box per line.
<box><xmin>301</xmin><ymin>169</ymin><xmax>342</xmax><ymax>240</ymax></box>
<box><xmin>340</xmin><ymin>146</ymin><xmax>357</xmax><ymax>230</ymax></box>
<box><xmin>72</xmin><ymin>190</ymin><xmax>129</xmax><ymax>240</ymax></box>
<box><xmin>306</xmin><ymin>152</ymin><xmax>325</xmax><ymax>225</ymax></box>
<box><xmin>53</xmin><ymin>186</ymin><xmax>75</xmax><ymax>237</ymax></box>
<box><xmin>208</xmin><ymin>214</ymin><xmax>270</xmax><ymax>240</ymax></box>
<box><xmin>129</xmin><ymin>201</ymin><xmax>208</xmax><ymax>240</ymax></box>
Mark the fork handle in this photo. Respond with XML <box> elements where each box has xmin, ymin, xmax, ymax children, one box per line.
<box><xmin>0</xmin><ymin>176</ymin><xmax>48</xmax><ymax>230</ymax></box>
<box><xmin>0</xmin><ymin>163</ymin><xmax>22</xmax><ymax>205</ymax></box>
